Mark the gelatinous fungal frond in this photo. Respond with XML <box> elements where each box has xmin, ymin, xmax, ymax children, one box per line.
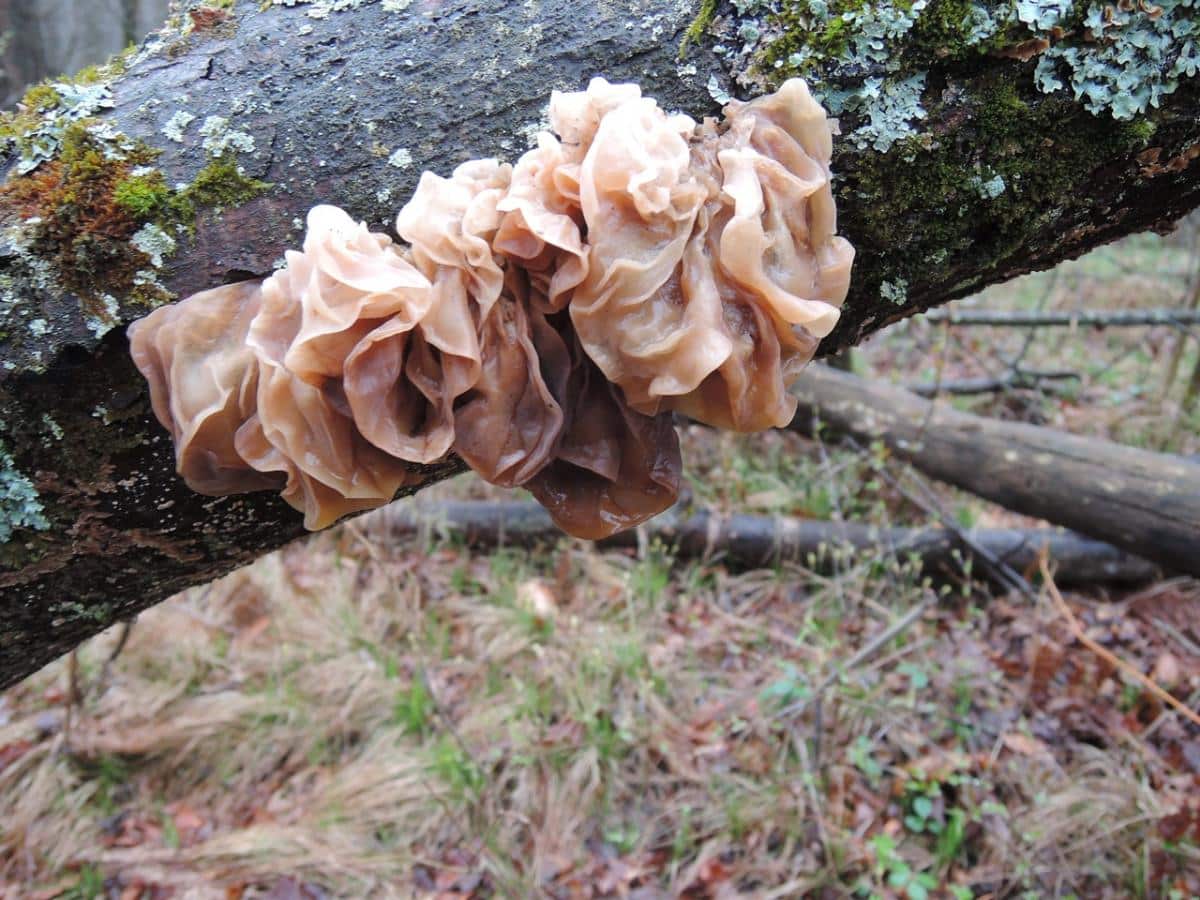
<box><xmin>127</xmin><ymin>77</ymin><xmax>854</xmax><ymax>538</ymax></box>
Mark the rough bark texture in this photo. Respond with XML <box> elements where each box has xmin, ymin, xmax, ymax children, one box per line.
<box><xmin>373</xmin><ymin>500</ymin><xmax>1161</xmax><ymax>586</ymax></box>
<box><xmin>790</xmin><ymin>366</ymin><xmax>1200</xmax><ymax>576</ymax></box>
<box><xmin>0</xmin><ymin>0</ymin><xmax>1197</xmax><ymax>689</ymax></box>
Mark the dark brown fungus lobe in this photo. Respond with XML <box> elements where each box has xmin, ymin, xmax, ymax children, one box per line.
<box><xmin>452</xmin><ymin>282</ymin><xmax>569</xmax><ymax>488</ymax></box>
<box><xmin>127</xmin><ymin>78</ymin><xmax>852</xmax><ymax>538</ymax></box>
<box><xmin>527</xmin><ymin>336</ymin><xmax>682</xmax><ymax>542</ymax></box>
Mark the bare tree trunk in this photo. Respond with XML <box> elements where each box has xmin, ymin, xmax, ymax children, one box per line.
<box><xmin>6</xmin><ymin>0</ymin><xmax>47</xmax><ymax>99</ymax></box>
<box><xmin>0</xmin><ymin>0</ymin><xmax>1198</xmax><ymax>688</ymax></box>
<box><xmin>0</xmin><ymin>0</ymin><xmax>171</xmax><ymax>105</ymax></box>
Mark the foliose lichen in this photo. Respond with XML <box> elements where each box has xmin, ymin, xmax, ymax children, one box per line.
<box><xmin>717</xmin><ymin>0</ymin><xmax>1198</xmax><ymax>156</ymax></box>
<box><xmin>0</xmin><ymin>81</ymin><xmax>115</xmax><ymax>175</ymax></box>
<box><xmin>1033</xmin><ymin>0</ymin><xmax>1199</xmax><ymax>120</ymax></box>
<box><xmin>0</xmin><ymin>439</ymin><xmax>49</xmax><ymax>544</ymax></box>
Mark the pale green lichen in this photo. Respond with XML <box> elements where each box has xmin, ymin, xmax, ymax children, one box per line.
<box><xmin>51</xmin><ymin>600</ymin><xmax>113</xmax><ymax>625</ymax></box>
<box><xmin>3</xmin><ymin>81</ymin><xmax>115</xmax><ymax>174</ymax></box>
<box><xmin>740</xmin><ymin>0</ymin><xmax>1199</xmax><ymax>153</ymax></box>
<box><xmin>971</xmin><ymin>172</ymin><xmax>1007</xmax><ymax>199</ymax></box>
<box><xmin>130</xmin><ymin>222</ymin><xmax>177</xmax><ymax>267</ymax></box>
<box><xmin>85</xmin><ymin>293</ymin><xmax>121</xmax><ymax>338</ymax></box>
<box><xmin>706</xmin><ymin>73</ymin><xmax>733</xmax><ymax>104</ymax></box>
<box><xmin>198</xmin><ymin>115</ymin><xmax>256</xmax><ymax>156</ymax></box>
<box><xmin>880</xmin><ymin>278</ymin><xmax>908</xmax><ymax>305</ymax></box>
<box><xmin>387</xmin><ymin>148</ymin><xmax>413</xmax><ymax>169</ymax></box>
<box><xmin>833</xmin><ymin>74</ymin><xmax>929</xmax><ymax>153</ymax></box>
<box><xmin>1033</xmin><ymin>0</ymin><xmax>1199</xmax><ymax>120</ymax></box>
<box><xmin>162</xmin><ymin>110</ymin><xmax>197</xmax><ymax>143</ymax></box>
<box><xmin>0</xmin><ymin>442</ymin><xmax>50</xmax><ymax>543</ymax></box>
<box><xmin>272</xmin><ymin>0</ymin><xmax>370</xmax><ymax>18</ymax></box>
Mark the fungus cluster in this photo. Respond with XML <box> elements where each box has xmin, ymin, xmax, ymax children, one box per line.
<box><xmin>128</xmin><ymin>78</ymin><xmax>854</xmax><ymax>539</ymax></box>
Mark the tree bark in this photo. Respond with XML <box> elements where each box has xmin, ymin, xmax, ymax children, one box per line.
<box><xmin>0</xmin><ymin>0</ymin><xmax>1198</xmax><ymax>689</ymax></box>
<box><xmin>789</xmin><ymin>366</ymin><xmax>1200</xmax><ymax>576</ymax></box>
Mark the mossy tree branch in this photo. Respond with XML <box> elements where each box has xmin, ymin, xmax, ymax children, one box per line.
<box><xmin>0</xmin><ymin>0</ymin><xmax>1197</xmax><ymax>689</ymax></box>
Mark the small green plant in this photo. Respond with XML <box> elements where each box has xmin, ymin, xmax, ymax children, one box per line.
<box><xmin>760</xmin><ymin>663</ymin><xmax>811</xmax><ymax>710</ymax></box>
<box><xmin>868</xmin><ymin>833</ymin><xmax>939</xmax><ymax>900</ymax></box>
<box><xmin>428</xmin><ymin>736</ymin><xmax>482</xmax><ymax>801</ymax></box>
<box><xmin>83</xmin><ymin>753</ymin><xmax>132</xmax><ymax>815</ymax></box>
<box><xmin>629</xmin><ymin>540</ymin><xmax>673</xmax><ymax>604</ymax></box>
<box><xmin>671</xmin><ymin>806</ymin><xmax>694</xmax><ymax>862</ymax></box>
<box><xmin>160</xmin><ymin>807</ymin><xmax>181</xmax><ymax>849</ymax></box>
<box><xmin>394</xmin><ymin>675</ymin><xmax>433</xmax><ymax>737</ymax></box>
<box><xmin>849</xmin><ymin>735</ymin><xmax>883</xmax><ymax>784</ymax></box>
<box><xmin>603</xmin><ymin>821</ymin><xmax>640</xmax><ymax>854</ymax></box>
<box><xmin>585</xmin><ymin>710</ymin><xmax>630</xmax><ymax>762</ymax></box>
<box><xmin>935</xmin><ymin>808</ymin><xmax>969</xmax><ymax>870</ymax></box>
<box><xmin>61</xmin><ymin>864</ymin><xmax>105</xmax><ymax>900</ymax></box>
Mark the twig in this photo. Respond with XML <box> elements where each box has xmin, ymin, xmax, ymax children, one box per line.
<box><xmin>1159</xmin><ymin>228</ymin><xmax>1200</xmax><ymax>402</ymax></box>
<box><xmin>923</xmin><ymin>309</ymin><xmax>1200</xmax><ymax>328</ymax></box>
<box><xmin>1040</xmin><ymin>558</ymin><xmax>1200</xmax><ymax>729</ymax></box>
<box><xmin>91</xmin><ymin>618</ymin><xmax>136</xmax><ymax>700</ymax></box>
<box><xmin>1000</xmin><ymin>268</ymin><xmax>1059</xmax><ymax>378</ymax></box>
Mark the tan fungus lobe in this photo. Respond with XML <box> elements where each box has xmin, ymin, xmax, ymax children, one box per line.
<box><xmin>128</xmin><ymin>78</ymin><xmax>853</xmax><ymax>537</ymax></box>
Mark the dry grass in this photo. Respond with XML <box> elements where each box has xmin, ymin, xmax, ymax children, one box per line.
<box><xmin>2</xmin><ymin>507</ymin><xmax>1197</xmax><ymax>897</ymax></box>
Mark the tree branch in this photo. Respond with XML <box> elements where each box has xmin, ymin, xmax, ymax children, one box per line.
<box><xmin>0</xmin><ymin>0</ymin><xmax>1198</xmax><ymax>688</ymax></box>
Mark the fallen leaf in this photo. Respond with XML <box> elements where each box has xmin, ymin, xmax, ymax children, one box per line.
<box><xmin>0</xmin><ymin>740</ymin><xmax>34</xmax><ymax>773</ymax></box>
<box><xmin>1002</xmin><ymin>733</ymin><xmax>1051</xmax><ymax>757</ymax></box>
<box><xmin>1152</xmin><ymin>652</ymin><xmax>1182</xmax><ymax>688</ymax></box>
<box><xmin>517</xmin><ymin>579</ymin><xmax>558</xmax><ymax>619</ymax></box>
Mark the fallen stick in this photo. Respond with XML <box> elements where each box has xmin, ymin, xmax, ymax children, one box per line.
<box><xmin>366</xmin><ymin>501</ymin><xmax>1159</xmax><ymax>586</ymax></box>
<box><xmin>921</xmin><ymin>309</ymin><xmax>1200</xmax><ymax>328</ymax></box>
<box><xmin>789</xmin><ymin>366</ymin><xmax>1200</xmax><ymax>576</ymax></box>
<box><xmin>906</xmin><ymin>371</ymin><xmax>1079</xmax><ymax>397</ymax></box>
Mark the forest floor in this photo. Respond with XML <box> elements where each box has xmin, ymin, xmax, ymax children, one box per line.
<box><xmin>0</xmin><ymin>224</ymin><xmax>1198</xmax><ymax>899</ymax></box>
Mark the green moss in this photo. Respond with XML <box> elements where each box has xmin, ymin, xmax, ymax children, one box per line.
<box><xmin>843</xmin><ymin>74</ymin><xmax>1159</xmax><ymax>300</ymax></box>
<box><xmin>908</xmin><ymin>0</ymin><xmax>989</xmax><ymax>63</ymax></box>
<box><xmin>761</xmin><ymin>0</ymin><xmax>862</xmax><ymax>73</ymax></box>
<box><xmin>0</xmin><ymin>83</ymin><xmax>62</xmax><ymax>144</ymax></box>
<box><xmin>680</xmin><ymin>0</ymin><xmax>718</xmax><ymax>57</ymax></box>
<box><xmin>69</xmin><ymin>42</ymin><xmax>137</xmax><ymax>86</ymax></box>
<box><xmin>19</xmin><ymin>83</ymin><xmax>63</xmax><ymax>114</ymax></box>
<box><xmin>0</xmin><ymin>123</ymin><xmax>162</xmax><ymax>310</ymax></box>
<box><xmin>0</xmin><ymin>126</ymin><xmax>271</xmax><ymax>324</ymax></box>
<box><xmin>176</xmin><ymin>155</ymin><xmax>271</xmax><ymax>214</ymax></box>
<box><xmin>113</xmin><ymin>172</ymin><xmax>171</xmax><ymax>218</ymax></box>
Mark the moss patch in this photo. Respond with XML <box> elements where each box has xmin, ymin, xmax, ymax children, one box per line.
<box><xmin>680</xmin><ymin>0</ymin><xmax>719</xmax><ymax>57</ymax></box>
<box><xmin>0</xmin><ymin>117</ymin><xmax>272</xmax><ymax>323</ymax></box>
<box><xmin>113</xmin><ymin>171</ymin><xmax>171</xmax><ymax>219</ymax></box>
<box><xmin>0</xmin><ymin>84</ymin><xmax>65</xmax><ymax>150</ymax></box>
<box><xmin>0</xmin><ymin>123</ymin><xmax>160</xmax><ymax>313</ymax></box>
<box><xmin>176</xmin><ymin>156</ymin><xmax>271</xmax><ymax>216</ymax></box>
<box><xmin>842</xmin><ymin>75</ymin><xmax>1158</xmax><ymax>301</ymax></box>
